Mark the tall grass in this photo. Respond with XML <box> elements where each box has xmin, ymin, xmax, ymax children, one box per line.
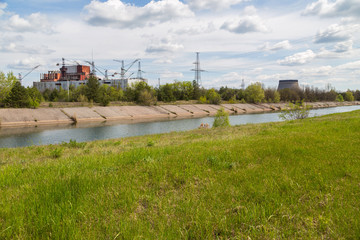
<box><xmin>1</xmin><ymin>110</ymin><xmax>360</xmax><ymax>239</ymax></box>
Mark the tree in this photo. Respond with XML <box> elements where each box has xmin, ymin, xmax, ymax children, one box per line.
<box><xmin>245</xmin><ymin>83</ymin><xmax>265</xmax><ymax>103</ymax></box>
<box><xmin>206</xmin><ymin>88</ymin><xmax>221</xmax><ymax>105</ymax></box>
<box><xmin>344</xmin><ymin>90</ymin><xmax>354</xmax><ymax>101</ymax></box>
<box><xmin>336</xmin><ymin>94</ymin><xmax>344</xmax><ymax>102</ymax></box>
<box><xmin>4</xmin><ymin>81</ymin><xmax>30</xmax><ymax>108</ymax></box>
<box><xmin>264</xmin><ymin>88</ymin><xmax>280</xmax><ymax>103</ymax></box>
<box><xmin>85</xmin><ymin>76</ymin><xmax>100</xmax><ymax>102</ymax></box>
<box><xmin>138</xmin><ymin>89</ymin><xmax>156</xmax><ymax>106</ymax></box>
<box><xmin>0</xmin><ymin>71</ymin><xmax>17</xmax><ymax>104</ymax></box>
<box><xmin>213</xmin><ymin>107</ymin><xmax>230</xmax><ymax>127</ymax></box>
<box><xmin>27</xmin><ymin>86</ymin><xmax>43</xmax><ymax>108</ymax></box>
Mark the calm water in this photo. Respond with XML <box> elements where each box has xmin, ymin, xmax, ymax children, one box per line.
<box><xmin>1</xmin><ymin>105</ymin><xmax>359</xmax><ymax>148</ymax></box>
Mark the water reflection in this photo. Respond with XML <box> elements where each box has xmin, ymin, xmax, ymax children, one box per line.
<box><xmin>1</xmin><ymin>105</ymin><xmax>359</xmax><ymax>148</ymax></box>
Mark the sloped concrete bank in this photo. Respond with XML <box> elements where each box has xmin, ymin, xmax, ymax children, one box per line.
<box><xmin>0</xmin><ymin>102</ymin><xmax>359</xmax><ymax>128</ymax></box>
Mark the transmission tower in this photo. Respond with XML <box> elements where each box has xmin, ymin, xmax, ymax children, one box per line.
<box><xmin>191</xmin><ymin>52</ymin><xmax>205</xmax><ymax>86</ymax></box>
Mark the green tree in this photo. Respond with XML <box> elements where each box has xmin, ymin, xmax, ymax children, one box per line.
<box><xmin>206</xmin><ymin>88</ymin><xmax>221</xmax><ymax>105</ymax></box>
<box><xmin>4</xmin><ymin>81</ymin><xmax>30</xmax><ymax>108</ymax></box>
<box><xmin>213</xmin><ymin>107</ymin><xmax>230</xmax><ymax>127</ymax></box>
<box><xmin>245</xmin><ymin>82</ymin><xmax>265</xmax><ymax>103</ymax></box>
<box><xmin>344</xmin><ymin>90</ymin><xmax>354</xmax><ymax>101</ymax></box>
<box><xmin>157</xmin><ymin>83</ymin><xmax>175</xmax><ymax>102</ymax></box>
<box><xmin>264</xmin><ymin>88</ymin><xmax>280</xmax><ymax>103</ymax></box>
<box><xmin>336</xmin><ymin>94</ymin><xmax>344</xmax><ymax>102</ymax></box>
<box><xmin>138</xmin><ymin>89</ymin><xmax>156</xmax><ymax>106</ymax></box>
<box><xmin>86</xmin><ymin>76</ymin><xmax>100</xmax><ymax>102</ymax></box>
<box><xmin>0</xmin><ymin>71</ymin><xmax>17</xmax><ymax>104</ymax></box>
<box><xmin>27</xmin><ymin>86</ymin><xmax>43</xmax><ymax>108</ymax></box>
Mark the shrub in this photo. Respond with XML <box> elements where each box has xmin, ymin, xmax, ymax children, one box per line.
<box><xmin>50</xmin><ymin>148</ymin><xmax>63</xmax><ymax>158</ymax></box>
<box><xmin>213</xmin><ymin>107</ymin><xmax>230</xmax><ymax>128</ymax></box>
<box><xmin>336</xmin><ymin>94</ymin><xmax>344</xmax><ymax>102</ymax></box>
<box><xmin>198</xmin><ymin>96</ymin><xmax>207</xmax><ymax>104</ymax></box>
<box><xmin>137</xmin><ymin>89</ymin><xmax>156</xmax><ymax>106</ymax></box>
<box><xmin>279</xmin><ymin>101</ymin><xmax>312</xmax><ymax>120</ymax></box>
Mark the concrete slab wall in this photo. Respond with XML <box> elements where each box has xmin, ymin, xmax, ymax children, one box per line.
<box><xmin>1</xmin><ymin>101</ymin><xmax>359</xmax><ymax>128</ymax></box>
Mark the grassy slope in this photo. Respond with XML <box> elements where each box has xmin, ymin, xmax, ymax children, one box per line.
<box><xmin>1</xmin><ymin>111</ymin><xmax>360</xmax><ymax>239</ymax></box>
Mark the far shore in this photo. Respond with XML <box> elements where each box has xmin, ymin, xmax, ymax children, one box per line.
<box><xmin>0</xmin><ymin>101</ymin><xmax>359</xmax><ymax>128</ymax></box>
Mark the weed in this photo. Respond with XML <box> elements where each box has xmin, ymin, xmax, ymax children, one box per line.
<box><xmin>50</xmin><ymin>148</ymin><xmax>63</xmax><ymax>158</ymax></box>
<box><xmin>147</xmin><ymin>139</ymin><xmax>155</xmax><ymax>147</ymax></box>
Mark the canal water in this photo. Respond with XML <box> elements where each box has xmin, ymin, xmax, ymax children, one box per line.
<box><xmin>1</xmin><ymin>105</ymin><xmax>359</xmax><ymax>148</ymax></box>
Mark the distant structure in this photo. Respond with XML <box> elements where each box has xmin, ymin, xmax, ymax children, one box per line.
<box><xmin>277</xmin><ymin>80</ymin><xmax>300</xmax><ymax>91</ymax></box>
<box><xmin>34</xmin><ymin>58</ymin><xmax>147</xmax><ymax>92</ymax></box>
<box><xmin>241</xmin><ymin>79</ymin><xmax>245</xmax><ymax>90</ymax></box>
<box><xmin>191</xmin><ymin>52</ymin><xmax>205</xmax><ymax>86</ymax></box>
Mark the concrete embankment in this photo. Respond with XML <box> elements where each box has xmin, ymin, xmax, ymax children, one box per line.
<box><xmin>0</xmin><ymin>102</ymin><xmax>359</xmax><ymax>128</ymax></box>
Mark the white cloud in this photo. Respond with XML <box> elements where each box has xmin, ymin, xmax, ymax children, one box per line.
<box><xmin>3</xmin><ymin>13</ymin><xmax>54</xmax><ymax>34</ymax></box>
<box><xmin>303</xmin><ymin>0</ymin><xmax>360</xmax><ymax>18</ymax></box>
<box><xmin>334</xmin><ymin>40</ymin><xmax>353</xmax><ymax>52</ymax></box>
<box><xmin>256</xmin><ymin>71</ymin><xmax>297</xmax><ymax>82</ymax></box>
<box><xmin>221</xmin><ymin>6</ymin><xmax>269</xmax><ymax>34</ymax></box>
<box><xmin>278</xmin><ymin>50</ymin><xmax>316</xmax><ymax>66</ymax></box>
<box><xmin>259</xmin><ymin>40</ymin><xmax>291</xmax><ymax>51</ymax></box>
<box><xmin>0</xmin><ymin>42</ymin><xmax>55</xmax><ymax>54</ymax></box>
<box><xmin>300</xmin><ymin>66</ymin><xmax>333</xmax><ymax>76</ymax></box>
<box><xmin>7</xmin><ymin>57</ymin><xmax>44</xmax><ymax>70</ymax></box>
<box><xmin>146</xmin><ymin>37</ymin><xmax>184</xmax><ymax>53</ymax></box>
<box><xmin>83</xmin><ymin>0</ymin><xmax>193</xmax><ymax>29</ymax></box>
<box><xmin>314</xmin><ymin>23</ymin><xmax>352</xmax><ymax>43</ymax></box>
<box><xmin>337</xmin><ymin>60</ymin><xmax>360</xmax><ymax>70</ymax></box>
<box><xmin>208</xmin><ymin>72</ymin><xmax>242</xmax><ymax>87</ymax></box>
<box><xmin>160</xmin><ymin>70</ymin><xmax>184</xmax><ymax>79</ymax></box>
<box><xmin>173</xmin><ymin>22</ymin><xmax>216</xmax><ymax>35</ymax></box>
<box><xmin>0</xmin><ymin>2</ymin><xmax>7</xmax><ymax>16</ymax></box>
<box><xmin>185</xmin><ymin>0</ymin><xmax>247</xmax><ymax>11</ymax></box>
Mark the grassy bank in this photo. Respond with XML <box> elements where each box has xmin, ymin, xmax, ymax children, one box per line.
<box><xmin>1</xmin><ymin>111</ymin><xmax>360</xmax><ymax>239</ymax></box>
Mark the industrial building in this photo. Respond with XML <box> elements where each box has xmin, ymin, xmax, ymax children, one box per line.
<box><xmin>277</xmin><ymin>80</ymin><xmax>300</xmax><ymax>91</ymax></box>
<box><xmin>33</xmin><ymin>58</ymin><xmax>147</xmax><ymax>92</ymax></box>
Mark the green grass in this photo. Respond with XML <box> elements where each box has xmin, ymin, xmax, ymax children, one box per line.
<box><xmin>1</xmin><ymin>110</ymin><xmax>360</xmax><ymax>239</ymax></box>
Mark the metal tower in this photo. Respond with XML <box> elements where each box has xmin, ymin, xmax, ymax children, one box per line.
<box><xmin>191</xmin><ymin>52</ymin><xmax>205</xmax><ymax>86</ymax></box>
<box><xmin>137</xmin><ymin>61</ymin><xmax>142</xmax><ymax>79</ymax></box>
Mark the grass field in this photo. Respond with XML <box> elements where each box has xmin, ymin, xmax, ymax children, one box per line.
<box><xmin>1</xmin><ymin>110</ymin><xmax>360</xmax><ymax>239</ymax></box>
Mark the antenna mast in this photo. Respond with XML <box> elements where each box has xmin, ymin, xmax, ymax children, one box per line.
<box><xmin>191</xmin><ymin>52</ymin><xmax>205</xmax><ymax>86</ymax></box>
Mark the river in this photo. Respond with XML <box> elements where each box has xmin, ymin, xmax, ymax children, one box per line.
<box><xmin>1</xmin><ymin>105</ymin><xmax>360</xmax><ymax>148</ymax></box>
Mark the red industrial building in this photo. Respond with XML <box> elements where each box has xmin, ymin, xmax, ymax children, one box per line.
<box><xmin>40</xmin><ymin>64</ymin><xmax>91</xmax><ymax>82</ymax></box>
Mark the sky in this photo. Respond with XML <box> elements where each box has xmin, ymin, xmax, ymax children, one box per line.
<box><xmin>0</xmin><ymin>0</ymin><xmax>359</xmax><ymax>91</ymax></box>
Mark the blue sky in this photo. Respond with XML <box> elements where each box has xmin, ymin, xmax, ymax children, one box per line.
<box><xmin>0</xmin><ymin>0</ymin><xmax>359</xmax><ymax>91</ymax></box>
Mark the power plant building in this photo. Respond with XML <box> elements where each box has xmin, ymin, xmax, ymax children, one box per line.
<box><xmin>277</xmin><ymin>80</ymin><xmax>300</xmax><ymax>91</ymax></box>
<box><xmin>33</xmin><ymin>60</ymin><xmax>147</xmax><ymax>92</ymax></box>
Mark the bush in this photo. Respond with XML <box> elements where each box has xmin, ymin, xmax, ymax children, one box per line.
<box><xmin>336</xmin><ymin>94</ymin><xmax>344</xmax><ymax>102</ymax></box>
<box><xmin>137</xmin><ymin>89</ymin><xmax>156</xmax><ymax>106</ymax></box>
<box><xmin>279</xmin><ymin>101</ymin><xmax>312</xmax><ymax>120</ymax></box>
<box><xmin>206</xmin><ymin>88</ymin><xmax>221</xmax><ymax>105</ymax></box>
<box><xmin>213</xmin><ymin>107</ymin><xmax>230</xmax><ymax>128</ymax></box>
<box><xmin>198</xmin><ymin>96</ymin><xmax>207</xmax><ymax>104</ymax></box>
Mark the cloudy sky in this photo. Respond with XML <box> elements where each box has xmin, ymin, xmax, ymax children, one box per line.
<box><xmin>0</xmin><ymin>0</ymin><xmax>359</xmax><ymax>91</ymax></box>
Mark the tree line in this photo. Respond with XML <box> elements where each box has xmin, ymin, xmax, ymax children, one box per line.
<box><xmin>1</xmin><ymin>71</ymin><xmax>359</xmax><ymax>108</ymax></box>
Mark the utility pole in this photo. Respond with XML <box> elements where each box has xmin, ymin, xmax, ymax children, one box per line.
<box><xmin>191</xmin><ymin>52</ymin><xmax>205</xmax><ymax>86</ymax></box>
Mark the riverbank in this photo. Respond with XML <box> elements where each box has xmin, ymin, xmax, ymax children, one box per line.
<box><xmin>1</xmin><ymin>110</ymin><xmax>360</xmax><ymax>239</ymax></box>
<box><xmin>0</xmin><ymin>101</ymin><xmax>359</xmax><ymax>128</ymax></box>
